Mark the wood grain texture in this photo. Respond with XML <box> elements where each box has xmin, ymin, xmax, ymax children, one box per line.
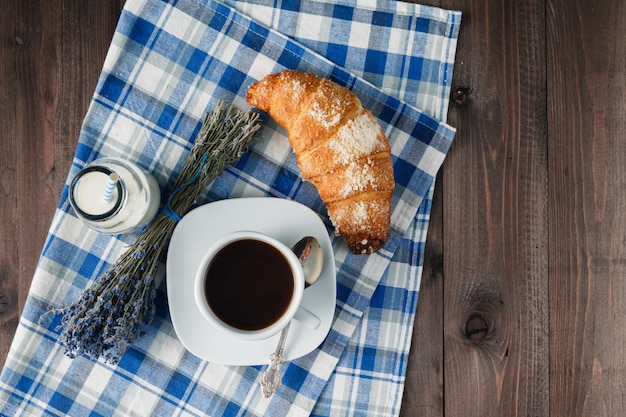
<box><xmin>0</xmin><ymin>0</ymin><xmax>19</xmax><ymax>361</ymax></box>
<box><xmin>1</xmin><ymin>0</ymin><xmax>62</xmax><ymax>365</ymax></box>
<box><xmin>442</xmin><ymin>1</ymin><xmax>549</xmax><ymax>416</ymax></box>
<box><xmin>547</xmin><ymin>0</ymin><xmax>626</xmax><ymax>416</ymax></box>
<box><xmin>0</xmin><ymin>0</ymin><xmax>122</xmax><ymax>369</ymax></box>
<box><xmin>402</xmin><ymin>1</ymin><xmax>550</xmax><ymax>415</ymax></box>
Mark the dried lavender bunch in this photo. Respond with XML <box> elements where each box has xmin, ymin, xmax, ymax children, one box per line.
<box><xmin>42</xmin><ymin>101</ymin><xmax>261</xmax><ymax>364</ymax></box>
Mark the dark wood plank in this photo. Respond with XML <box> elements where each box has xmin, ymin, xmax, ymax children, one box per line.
<box><xmin>547</xmin><ymin>0</ymin><xmax>626</xmax><ymax>415</ymax></box>
<box><xmin>0</xmin><ymin>0</ymin><xmax>20</xmax><ymax>362</ymax></box>
<box><xmin>0</xmin><ymin>0</ymin><xmax>122</xmax><ymax>371</ymax></box>
<box><xmin>0</xmin><ymin>0</ymin><xmax>63</xmax><ymax>368</ymax></box>
<box><xmin>408</xmin><ymin>1</ymin><xmax>550</xmax><ymax>416</ymax></box>
<box><xmin>13</xmin><ymin>0</ymin><xmax>63</xmax><ymax>316</ymax></box>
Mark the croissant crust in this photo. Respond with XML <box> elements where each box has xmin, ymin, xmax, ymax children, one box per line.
<box><xmin>246</xmin><ymin>70</ymin><xmax>394</xmax><ymax>254</ymax></box>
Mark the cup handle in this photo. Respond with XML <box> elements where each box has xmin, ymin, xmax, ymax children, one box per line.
<box><xmin>293</xmin><ymin>306</ymin><xmax>321</xmax><ymax>330</ymax></box>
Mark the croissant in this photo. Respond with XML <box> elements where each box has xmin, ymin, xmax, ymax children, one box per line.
<box><xmin>246</xmin><ymin>70</ymin><xmax>394</xmax><ymax>254</ymax></box>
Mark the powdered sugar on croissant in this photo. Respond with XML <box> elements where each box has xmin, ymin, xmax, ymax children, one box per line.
<box><xmin>246</xmin><ymin>70</ymin><xmax>394</xmax><ymax>254</ymax></box>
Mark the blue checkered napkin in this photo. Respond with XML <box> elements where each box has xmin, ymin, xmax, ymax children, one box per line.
<box><xmin>228</xmin><ymin>2</ymin><xmax>460</xmax><ymax>415</ymax></box>
<box><xmin>229</xmin><ymin>0</ymin><xmax>460</xmax><ymax>121</ymax></box>
<box><xmin>0</xmin><ymin>0</ymin><xmax>460</xmax><ymax>416</ymax></box>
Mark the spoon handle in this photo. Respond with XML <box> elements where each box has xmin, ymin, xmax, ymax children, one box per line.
<box><xmin>261</xmin><ymin>322</ymin><xmax>290</xmax><ymax>397</ymax></box>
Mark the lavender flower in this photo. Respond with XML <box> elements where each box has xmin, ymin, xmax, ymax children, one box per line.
<box><xmin>41</xmin><ymin>102</ymin><xmax>261</xmax><ymax>364</ymax></box>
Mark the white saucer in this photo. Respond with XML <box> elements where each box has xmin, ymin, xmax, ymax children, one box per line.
<box><xmin>166</xmin><ymin>197</ymin><xmax>336</xmax><ymax>366</ymax></box>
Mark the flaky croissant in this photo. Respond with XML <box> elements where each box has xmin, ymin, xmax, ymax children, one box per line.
<box><xmin>246</xmin><ymin>70</ymin><xmax>394</xmax><ymax>254</ymax></box>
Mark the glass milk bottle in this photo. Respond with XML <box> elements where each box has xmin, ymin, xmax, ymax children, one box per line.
<box><xmin>69</xmin><ymin>157</ymin><xmax>161</xmax><ymax>234</ymax></box>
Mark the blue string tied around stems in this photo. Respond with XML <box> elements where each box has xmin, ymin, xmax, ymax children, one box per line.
<box><xmin>161</xmin><ymin>153</ymin><xmax>209</xmax><ymax>222</ymax></box>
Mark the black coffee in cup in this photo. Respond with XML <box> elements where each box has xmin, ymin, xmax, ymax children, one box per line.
<box><xmin>204</xmin><ymin>238</ymin><xmax>295</xmax><ymax>331</ymax></box>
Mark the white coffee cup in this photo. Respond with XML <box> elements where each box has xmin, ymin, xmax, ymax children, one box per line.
<box><xmin>194</xmin><ymin>231</ymin><xmax>305</xmax><ymax>341</ymax></box>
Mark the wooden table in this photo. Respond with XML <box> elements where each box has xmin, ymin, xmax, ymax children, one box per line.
<box><xmin>2</xmin><ymin>1</ymin><xmax>624</xmax><ymax>416</ymax></box>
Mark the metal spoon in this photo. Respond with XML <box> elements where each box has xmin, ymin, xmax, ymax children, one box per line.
<box><xmin>291</xmin><ymin>236</ymin><xmax>323</xmax><ymax>288</ymax></box>
<box><xmin>260</xmin><ymin>236</ymin><xmax>323</xmax><ymax>398</ymax></box>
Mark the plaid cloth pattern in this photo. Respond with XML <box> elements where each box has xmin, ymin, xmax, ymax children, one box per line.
<box><xmin>0</xmin><ymin>0</ymin><xmax>461</xmax><ymax>416</ymax></box>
